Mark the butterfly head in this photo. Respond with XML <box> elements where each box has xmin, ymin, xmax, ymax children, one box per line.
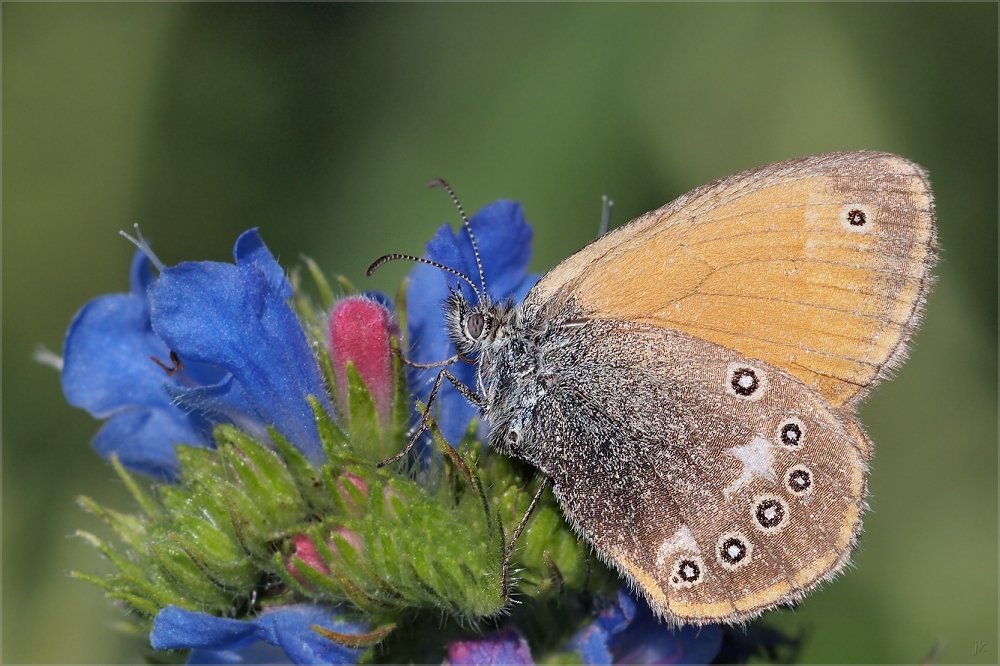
<box><xmin>444</xmin><ymin>287</ymin><xmax>516</xmax><ymax>360</ymax></box>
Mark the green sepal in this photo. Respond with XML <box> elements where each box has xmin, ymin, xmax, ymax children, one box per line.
<box><xmin>313</xmin><ymin>347</ymin><xmax>343</xmax><ymax>424</ymax></box>
<box><xmin>77</xmin><ymin>495</ymin><xmax>150</xmax><ymax>555</ymax></box>
<box><xmin>477</xmin><ymin>452</ymin><xmax>615</xmax><ymax>600</ymax></box>
<box><xmin>175</xmin><ymin>445</ymin><xmax>226</xmax><ymax>485</ymax></box>
<box><xmin>75</xmin><ymin>529</ymin><xmax>146</xmax><ymax>580</ymax></box>
<box><xmin>335</xmin><ymin>275</ymin><xmax>357</xmax><ymax>295</ymax></box>
<box><xmin>302</xmin><ymin>255</ymin><xmax>336</xmax><ymax>309</ymax></box>
<box><xmin>149</xmin><ymin>540</ymin><xmax>232</xmax><ymax>607</ymax></box>
<box><xmin>216</xmin><ymin>425</ymin><xmax>307</xmax><ymax>528</ymax></box>
<box><xmin>270</xmin><ymin>427</ymin><xmax>331</xmax><ymax>513</ymax></box>
<box><xmin>311</xmin><ymin>395</ymin><xmax>351</xmax><ymax>458</ymax></box>
<box><xmin>289</xmin><ymin>267</ymin><xmax>319</xmax><ymax>331</ymax></box>
<box><xmin>165</xmin><ymin>530</ymin><xmax>256</xmax><ymax>592</ymax></box>
<box><xmin>272</xmin><ymin>550</ymin><xmax>319</xmax><ymax>600</ymax></box>
<box><xmin>327</xmin><ymin>529</ymin><xmax>369</xmax><ymax>582</ymax></box>
<box><xmin>394</xmin><ymin>277</ymin><xmax>409</xmax><ymax>349</ymax></box>
<box><xmin>70</xmin><ymin>569</ymin><xmax>115</xmax><ymax>592</ymax></box>
<box><xmin>345</xmin><ymin>362</ymin><xmax>384</xmax><ymax>460</ymax></box>
<box><xmin>389</xmin><ymin>338</ymin><xmax>411</xmax><ymax>447</ymax></box>
<box><xmin>105</xmin><ymin>591</ymin><xmax>163</xmax><ymax>619</ymax></box>
<box><xmin>110</xmin><ymin>454</ymin><xmax>163</xmax><ymax>521</ymax></box>
<box><xmin>107</xmin><ymin>570</ymin><xmax>186</xmax><ymax>611</ymax></box>
<box><xmin>220</xmin><ymin>483</ymin><xmax>274</xmax><ymax>559</ymax></box>
<box><xmin>312</xmin><ymin>622</ymin><xmax>397</xmax><ymax>649</ymax></box>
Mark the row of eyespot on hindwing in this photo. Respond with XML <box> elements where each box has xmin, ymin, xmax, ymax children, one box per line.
<box><xmin>670</xmin><ymin>364</ymin><xmax>814</xmax><ymax>589</ymax></box>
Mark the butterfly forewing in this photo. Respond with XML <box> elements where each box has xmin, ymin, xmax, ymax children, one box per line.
<box><xmin>524</xmin><ymin>151</ymin><xmax>936</xmax><ymax>409</ymax></box>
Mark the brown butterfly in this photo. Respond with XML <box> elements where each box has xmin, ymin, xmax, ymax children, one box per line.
<box><xmin>374</xmin><ymin>151</ymin><xmax>936</xmax><ymax>625</ymax></box>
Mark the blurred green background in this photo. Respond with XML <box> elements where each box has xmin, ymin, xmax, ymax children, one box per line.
<box><xmin>4</xmin><ymin>4</ymin><xmax>996</xmax><ymax>663</ymax></box>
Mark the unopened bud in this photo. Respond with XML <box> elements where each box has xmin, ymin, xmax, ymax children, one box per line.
<box><xmin>327</xmin><ymin>296</ymin><xmax>399</xmax><ymax>425</ymax></box>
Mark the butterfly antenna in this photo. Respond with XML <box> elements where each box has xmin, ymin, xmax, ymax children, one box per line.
<box><xmin>429</xmin><ymin>179</ymin><xmax>488</xmax><ymax>296</ymax></box>
<box><xmin>367</xmin><ymin>253</ymin><xmax>482</xmax><ymax>301</ymax></box>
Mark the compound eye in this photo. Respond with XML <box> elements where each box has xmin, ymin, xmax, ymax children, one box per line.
<box><xmin>467</xmin><ymin>312</ymin><xmax>485</xmax><ymax>338</ymax></box>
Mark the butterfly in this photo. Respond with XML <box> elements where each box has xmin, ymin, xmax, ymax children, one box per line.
<box><xmin>371</xmin><ymin>151</ymin><xmax>936</xmax><ymax>625</ymax></box>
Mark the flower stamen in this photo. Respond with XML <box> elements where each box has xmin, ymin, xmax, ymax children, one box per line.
<box><xmin>150</xmin><ymin>350</ymin><xmax>185</xmax><ymax>376</ymax></box>
<box><xmin>120</xmin><ymin>223</ymin><xmax>165</xmax><ymax>272</ymax></box>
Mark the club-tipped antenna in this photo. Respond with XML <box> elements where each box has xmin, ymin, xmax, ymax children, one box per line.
<box><xmin>429</xmin><ymin>179</ymin><xmax>487</xmax><ymax>295</ymax></box>
<box><xmin>367</xmin><ymin>253</ymin><xmax>482</xmax><ymax>301</ymax></box>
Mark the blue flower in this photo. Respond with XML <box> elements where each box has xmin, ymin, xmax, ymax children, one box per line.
<box><xmin>447</xmin><ymin>628</ymin><xmax>534</xmax><ymax>665</ymax></box>
<box><xmin>442</xmin><ymin>590</ymin><xmax>721</xmax><ymax>666</ymax></box>
<box><xmin>151</xmin><ymin>604</ymin><xmax>367</xmax><ymax>665</ymax></box>
<box><xmin>406</xmin><ymin>201</ymin><xmax>539</xmax><ymax>444</ymax></box>
<box><xmin>569</xmin><ymin>589</ymin><xmax>722</xmax><ymax>664</ymax></box>
<box><xmin>62</xmin><ymin>251</ymin><xmax>220</xmax><ymax>478</ymax></box>
<box><xmin>62</xmin><ymin>229</ymin><xmax>331</xmax><ymax>477</ymax></box>
<box><xmin>148</xmin><ymin>229</ymin><xmax>331</xmax><ymax>463</ymax></box>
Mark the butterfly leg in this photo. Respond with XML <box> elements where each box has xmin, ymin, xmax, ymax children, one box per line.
<box><xmin>376</xmin><ymin>369</ymin><xmax>483</xmax><ymax>468</ymax></box>
<box><xmin>393</xmin><ymin>347</ymin><xmax>459</xmax><ymax>370</ymax></box>
<box><xmin>500</xmin><ymin>476</ymin><xmax>552</xmax><ymax>597</ymax></box>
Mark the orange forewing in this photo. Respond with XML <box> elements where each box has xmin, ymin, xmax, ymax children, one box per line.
<box><xmin>526</xmin><ymin>152</ymin><xmax>936</xmax><ymax>409</ymax></box>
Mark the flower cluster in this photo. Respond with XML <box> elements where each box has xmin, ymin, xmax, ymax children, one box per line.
<box><xmin>62</xmin><ymin>204</ymin><xmax>725</xmax><ymax>664</ymax></box>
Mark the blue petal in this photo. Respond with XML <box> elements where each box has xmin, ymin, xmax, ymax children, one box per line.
<box><xmin>148</xmin><ymin>229</ymin><xmax>331</xmax><ymax>463</ymax></box>
<box><xmin>189</xmin><ymin>642</ymin><xmax>292</xmax><ymax>664</ymax></box>
<box><xmin>614</xmin><ymin>623</ymin><xmax>722</xmax><ymax>665</ymax></box>
<box><xmin>92</xmin><ymin>407</ymin><xmax>204</xmax><ymax>480</ymax></box>
<box><xmin>152</xmin><ymin>606</ymin><xmax>260</xmax><ymax>651</ymax></box>
<box><xmin>62</xmin><ymin>291</ymin><xmax>176</xmax><ymax>418</ymax></box>
<box><xmin>152</xmin><ymin>604</ymin><xmax>367</xmax><ymax>665</ymax></box>
<box><xmin>447</xmin><ymin>628</ymin><xmax>534</xmax><ymax>665</ymax></box>
<box><xmin>61</xmin><ymin>252</ymin><xmax>220</xmax><ymax>476</ymax></box>
<box><xmin>406</xmin><ymin>201</ymin><xmax>535</xmax><ymax>445</ymax></box>
<box><xmin>166</xmin><ymin>374</ymin><xmax>270</xmax><ymax>443</ymax></box>
<box><xmin>569</xmin><ymin>591</ymin><xmax>633</xmax><ymax>665</ymax></box>
<box><xmin>569</xmin><ymin>590</ymin><xmax>722</xmax><ymax>665</ymax></box>
<box><xmin>463</xmin><ymin>200</ymin><xmax>533</xmax><ymax>299</ymax></box>
<box><xmin>129</xmin><ymin>250</ymin><xmax>157</xmax><ymax>300</ymax></box>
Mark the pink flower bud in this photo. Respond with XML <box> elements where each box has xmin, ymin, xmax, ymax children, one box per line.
<box><xmin>327</xmin><ymin>296</ymin><xmax>399</xmax><ymax>425</ymax></box>
<box><xmin>287</xmin><ymin>533</ymin><xmax>330</xmax><ymax>584</ymax></box>
<box><xmin>337</xmin><ymin>472</ymin><xmax>369</xmax><ymax>515</ymax></box>
<box><xmin>330</xmin><ymin>527</ymin><xmax>364</xmax><ymax>559</ymax></box>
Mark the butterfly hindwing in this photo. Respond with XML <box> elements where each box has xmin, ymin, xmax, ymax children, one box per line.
<box><xmin>522</xmin><ymin>319</ymin><xmax>867</xmax><ymax>624</ymax></box>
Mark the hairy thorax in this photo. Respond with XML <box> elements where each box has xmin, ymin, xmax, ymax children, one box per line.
<box><xmin>477</xmin><ymin>300</ymin><xmax>586</xmax><ymax>466</ymax></box>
